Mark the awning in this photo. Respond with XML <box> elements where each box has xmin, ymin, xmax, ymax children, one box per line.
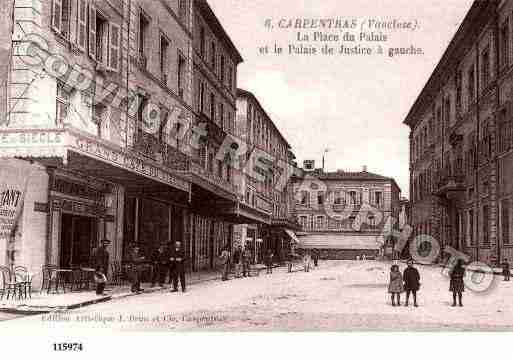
<box><xmin>284</xmin><ymin>229</ymin><xmax>300</xmax><ymax>244</ymax></box>
<box><xmin>298</xmin><ymin>234</ymin><xmax>381</xmax><ymax>250</ymax></box>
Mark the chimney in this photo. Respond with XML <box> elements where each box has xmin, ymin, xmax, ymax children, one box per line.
<box><xmin>362</xmin><ymin>165</ymin><xmax>368</xmax><ymax>172</ymax></box>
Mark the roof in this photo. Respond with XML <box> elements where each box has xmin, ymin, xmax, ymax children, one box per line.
<box><xmin>403</xmin><ymin>0</ymin><xmax>497</xmax><ymax>129</ymax></box>
<box><xmin>194</xmin><ymin>0</ymin><xmax>243</xmax><ymax>64</ymax></box>
<box><xmin>237</xmin><ymin>88</ymin><xmax>293</xmax><ymax>149</ymax></box>
<box><xmin>298</xmin><ymin>234</ymin><xmax>382</xmax><ymax>250</ymax></box>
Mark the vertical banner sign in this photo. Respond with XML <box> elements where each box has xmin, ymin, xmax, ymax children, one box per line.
<box><xmin>0</xmin><ymin>159</ymin><xmax>33</xmax><ymax>240</ymax></box>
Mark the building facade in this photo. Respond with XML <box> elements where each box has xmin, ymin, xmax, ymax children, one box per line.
<box><xmin>234</xmin><ymin>89</ymin><xmax>299</xmax><ymax>263</ymax></box>
<box><xmin>405</xmin><ymin>0</ymin><xmax>513</xmax><ymax>266</ymax></box>
<box><xmin>0</xmin><ymin>0</ymin><xmax>253</xmax><ymax>287</ymax></box>
<box><xmin>292</xmin><ymin>162</ymin><xmax>401</xmax><ymax>259</ymax></box>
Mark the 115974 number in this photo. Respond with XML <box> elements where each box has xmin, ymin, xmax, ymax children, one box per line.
<box><xmin>53</xmin><ymin>343</ymin><xmax>83</xmax><ymax>351</ymax></box>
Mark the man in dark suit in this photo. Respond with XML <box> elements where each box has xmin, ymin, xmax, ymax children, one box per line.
<box><xmin>151</xmin><ymin>243</ymin><xmax>169</xmax><ymax>287</ymax></box>
<box><xmin>170</xmin><ymin>240</ymin><xmax>187</xmax><ymax>292</ymax></box>
<box><xmin>129</xmin><ymin>245</ymin><xmax>146</xmax><ymax>293</ymax></box>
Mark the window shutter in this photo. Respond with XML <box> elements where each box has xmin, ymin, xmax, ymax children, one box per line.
<box><xmin>76</xmin><ymin>0</ymin><xmax>88</xmax><ymax>51</ymax></box>
<box><xmin>88</xmin><ymin>3</ymin><xmax>97</xmax><ymax>60</ymax></box>
<box><xmin>108</xmin><ymin>22</ymin><xmax>121</xmax><ymax>71</ymax></box>
<box><xmin>52</xmin><ymin>0</ymin><xmax>63</xmax><ymax>32</ymax></box>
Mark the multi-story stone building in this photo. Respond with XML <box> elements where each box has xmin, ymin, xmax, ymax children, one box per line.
<box><xmin>0</xmin><ymin>0</ymin><xmax>256</xmax><ymax>286</ymax></box>
<box><xmin>405</xmin><ymin>0</ymin><xmax>513</xmax><ymax>265</ymax></box>
<box><xmin>234</xmin><ymin>89</ymin><xmax>299</xmax><ymax>263</ymax></box>
<box><xmin>292</xmin><ymin>162</ymin><xmax>401</xmax><ymax>259</ymax></box>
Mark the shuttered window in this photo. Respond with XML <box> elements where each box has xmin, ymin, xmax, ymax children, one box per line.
<box><xmin>88</xmin><ymin>4</ymin><xmax>97</xmax><ymax>59</ymax></box>
<box><xmin>108</xmin><ymin>23</ymin><xmax>121</xmax><ymax>71</ymax></box>
<box><xmin>52</xmin><ymin>0</ymin><xmax>63</xmax><ymax>32</ymax></box>
<box><xmin>76</xmin><ymin>0</ymin><xmax>88</xmax><ymax>51</ymax></box>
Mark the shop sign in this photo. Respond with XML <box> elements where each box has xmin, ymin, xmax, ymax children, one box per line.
<box><xmin>0</xmin><ymin>131</ymin><xmax>63</xmax><ymax>147</ymax></box>
<box><xmin>71</xmin><ymin>134</ymin><xmax>190</xmax><ymax>192</ymax></box>
<box><xmin>0</xmin><ymin>159</ymin><xmax>33</xmax><ymax>239</ymax></box>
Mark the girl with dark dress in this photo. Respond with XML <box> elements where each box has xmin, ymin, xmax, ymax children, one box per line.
<box><xmin>449</xmin><ymin>259</ymin><xmax>466</xmax><ymax>307</ymax></box>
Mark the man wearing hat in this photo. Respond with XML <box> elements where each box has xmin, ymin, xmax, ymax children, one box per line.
<box><xmin>129</xmin><ymin>245</ymin><xmax>146</xmax><ymax>293</ymax></box>
<box><xmin>92</xmin><ymin>239</ymin><xmax>111</xmax><ymax>278</ymax></box>
<box><xmin>403</xmin><ymin>259</ymin><xmax>421</xmax><ymax>307</ymax></box>
<box><xmin>170</xmin><ymin>240</ymin><xmax>187</xmax><ymax>292</ymax></box>
<box><xmin>151</xmin><ymin>243</ymin><xmax>169</xmax><ymax>287</ymax></box>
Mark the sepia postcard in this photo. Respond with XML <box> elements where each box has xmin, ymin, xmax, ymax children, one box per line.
<box><xmin>0</xmin><ymin>0</ymin><xmax>512</xmax><ymax>356</ymax></box>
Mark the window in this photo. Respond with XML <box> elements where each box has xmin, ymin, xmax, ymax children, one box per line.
<box><xmin>316</xmin><ymin>216</ymin><xmax>324</xmax><ymax>230</ymax></box>
<box><xmin>210</xmin><ymin>42</ymin><xmax>216</xmax><ymax>70</ymax></box>
<box><xmin>317</xmin><ymin>193</ymin><xmax>324</xmax><ymax>205</ymax></box>
<box><xmin>500</xmin><ymin>20</ymin><xmax>509</xmax><ymax>69</ymax></box>
<box><xmin>456</xmin><ymin>70</ymin><xmax>462</xmax><ymax>111</ymax></box>
<box><xmin>227</xmin><ymin>65</ymin><xmax>233</xmax><ymax>91</ymax></box>
<box><xmin>482</xmin><ymin>48</ymin><xmax>490</xmax><ymax>88</ymax></box>
<box><xmin>219</xmin><ymin>102</ymin><xmax>224</xmax><ymax>128</ymax></box>
<box><xmin>56</xmin><ymin>82</ymin><xmax>71</xmax><ymax>125</ymax></box>
<box><xmin>334</xmin><ymin>191</ymin><xmax>342</xmax><ymax>205</ymax></box>
<box><xmin>208</xmin><ymin>152</ymin><xmax>214</xmax><ymax>173</ymax></box>
<box><xmin>498</xmin><ymin>109</ymin><xmax>512</xmax><ymax>153</ymax></box>
<box><xmin>178</xmin><ymin>54</ymin><xmax>186</xmax><ymax>98</ymax></box>
<box><xmin>93</xmin><ymin>103</ymin><xmax>109</xmax><ymax>139</ymax></box>
<box><xmin>220</xmin><ymin>55</ymin><xmax>225</xmax><ymax>83</ymax></box>
<box><xmin>468</xmin><ymin>67</ymin><xmax>475</xmax><ymax>105</ymax></box>
<box><xmin>160</xmin><ymin>34</ymin><xmax>169</xmax><ymax>81</ymax></box>
<box><xmin>138</xmin><ymin>11</ymin><xmax>150</xmax><ymax>58</ymax></box>
<box><xmin>199</xmin><ymin>145</ymin><xmax>207</xmax><ymax>169</ymax></box>
<box><xmin>483</xmin><ymin>205</ymin><xmax>490</xmax><ymax>245</ymax></box>
<box><xmin>136</xmin><ymin>95</ymin><xmax>148</xmax><ymax>137</ymax></box>
<box><xmin>375</xmin><ymin>192</ymin><xmax>382</xmax><ymax>207</ymax></box>
<box><xmin>350</xmin><ymin>191</ymin><xmax>356</xmax><ymax>204</ymax></box>
<box><xmin>51</xmin><ymin>0</ymin><xmax>71</xmax><ymax>38</ymax></box>
<box><xmin>299</xmin><ymin>216</ymin><xmax>308</xmax><ymax>229</ymax></box>
<box><xmin>502</xmin><ymin>199</ymin><xmax>510</xmax><ymax>245</ymax></box>
<box><xmin>199</xmin><ymin>82</ymin><xmax>205</xmax><ymax>112</ymax></box>
<box><xmin>368</xmin><ymin>216</ymin><xmax>376</xmax><ymax>227</ymax></box>
<box><xmin>210</xmin><ymin>93</ymin><xmax>215</xmax><ymax>121</ymax></box>
<box><xmin>76</xmin><ymin>0</ymin><xmax>87</xmax><ymax>51</ymax></box>
<box><xmin>217</xmin><ymin>160</ymin><xmax>223</xmax><ymax>179</ymax></box>
<box><xmin>200</xmin><ymin>27</ymin><xmax>206</xmax><ymax>58</ymax></box>
<box><xmin>178</xmin><ymin>0</ymin><xmax>188</xmax><ymax>24</ymax></box>
<box><xmin>445</xmin><ymin>97</ymin><xmax>451</xmax><ymax>127</ymax></box>
<box><xmin>94</xmin><ymin>14</ymin><xmax>108</xmax><ymax>64</ymax></box>
<box><xmin>107</xmin><ymin>23</ymin><xmax>121</xmax><ymax>71</ymax></box>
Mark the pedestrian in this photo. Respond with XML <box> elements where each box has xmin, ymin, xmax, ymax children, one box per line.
<box><xmin>449</xmin><ymin>259</ymin><xmax>466</xmax><ymax>307</ymax></box>
<box><xmin>128</xmin><ymin>245</ymin><xmax>145</xmax><ymax>293</ymax></box>
<box><xmin>220</xmin><ymin>245</ymin><xmax>231</xmax><ymax>281</ymax></box>
<box><xmin>166</xmin><ymin>241</ymin><xmax>175</xmax><ymax>286</ymax></box>
<box><xmin>303</xmin><ymin>251</ymin><xmax>311</xmax><ymax>272</ymax></box>
<box><xmin>502</xmin><ymin>258</ymin><xmax>511</xmax><ymax>282</ymax></box>
<box><xmin>170</xmin><ymin>240</ymin><xmax>187</xmax><ymax>292</ymax></box>
<box><xmin>94</xmin><ymin>268</ymin><xmax>107</xmax><ymax>296</ymax></box>
<box><xmin>403</xmin><ymin>259</ymin><xmax>420</xmax><ymax>307</ymax></box>
<box><xmin>388</xmin><ymin>264</ymin><xmax>404</xmax><ymax>306</ymax></box>
<box><xmin>265</xmin><ymin>249</ymin><xmax>274</xmax><ymax>274</ymax></box>
<box><xmin>242</xmin><ymin>247</ymin><xmax>251</xmax><ymax>277</ymax></box>
<box><xmin>233</xmin><ymin>246</ymin><xmax>242</xmax><ymax>278</ymax></box>
<box><xmin>151</xmin><ymin>243</ymin><xmax>169</xmax><ymax>288</ymax></box>
<box><xmin>92</xmin><ymin>239</ymin><xmax>110</xmax><ymax>280</ymax></box>
<box><xmin>312</xmin><ymin>249</ymin><xmax>319</xmax><ymax>267</ymax></box>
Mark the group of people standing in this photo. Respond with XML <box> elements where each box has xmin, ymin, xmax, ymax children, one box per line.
<box><xmin>129</xmin><ymin>240</ymin><xmax>187</xmax><ymax>293</ymax></box>
<box><xmin>388</xmin><ymin>258</ymin><xmax>513</xmax><ymax>307</ymax></box>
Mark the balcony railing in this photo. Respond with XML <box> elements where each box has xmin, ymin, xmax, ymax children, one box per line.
<box><xmin>186</xmin><ymin>159</ymin><xmax>238</xmax><ymax>195</ymax></box>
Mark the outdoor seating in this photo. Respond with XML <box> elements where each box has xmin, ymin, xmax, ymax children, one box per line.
<box><xmin>41</xmin><ymin>264</ymin><xmax>59</xmax><ymax>293</ymax></box>
<box><xmin>110</xmin><ymin>261</ymin><xmax>126</xmax><ymax>285</ymax></box>
<box><xmin>0</xmin><ymin>266</ymin><xmax>25</xmax><ymax>300</ymax></box>
<box><xmin>14</xmin><ymin>266</ymin><xmax>33</xmax><ymax>299</ymax></box>
<box><xmin>70</xmin><ymin>266</ymin><xmax>85</xmax><ymax>291</ymax></box>
<box><xmin>80</xmin><ymin>266</ymin><xmax>95</xmax><ymax>290</ymax></box>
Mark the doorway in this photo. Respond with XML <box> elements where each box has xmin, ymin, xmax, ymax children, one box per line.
<box><xmin>60</xmin><ymin>213</ymin><xmax>98</xmax><ymax>268</ymax></box>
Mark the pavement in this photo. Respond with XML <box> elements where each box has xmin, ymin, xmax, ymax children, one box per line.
<box><xmin>4</xmin><ymin>260</ymin><xmax>512</xmax><ymax>331</ymax></box>
<box><xmin>0</xmin><ymin>265</ymin><xmax>269</xmax><ymax>316</ymax></box>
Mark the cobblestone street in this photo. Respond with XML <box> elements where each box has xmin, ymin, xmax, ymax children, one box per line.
<box><xmin>5</xmin><ymin>261</ymin><xmax>513</xmax><ymax>331</ymax></box>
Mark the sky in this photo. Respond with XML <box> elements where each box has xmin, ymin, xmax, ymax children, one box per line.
<box><xmin>208</xmin><ymin>0</ymin><xmax>474</xmax><ymax>199</ymax></box>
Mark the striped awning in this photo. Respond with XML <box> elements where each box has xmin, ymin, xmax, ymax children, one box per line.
<box><xmin>299</xmin><ymin>234</ymin><xmax>381</xmax><ymax>250</ymax></box>
<box><xmin>284</xmin><ymin>229</ymin><xmax>300</xmax><ymax>244</ymax></box>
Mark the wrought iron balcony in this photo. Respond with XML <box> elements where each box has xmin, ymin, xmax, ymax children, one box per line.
<box><xmin>185</xmin><ymin>159</ymin><xmax>238</xmax><ymax>196</ymax></box>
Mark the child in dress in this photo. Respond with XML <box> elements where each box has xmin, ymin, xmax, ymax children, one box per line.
<box><xmin>388</xmin><ymin>264</ymin><xmax>404</xmax><ymax>306</ymax></box>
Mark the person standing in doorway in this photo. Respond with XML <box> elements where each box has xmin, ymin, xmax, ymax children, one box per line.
<box><xmin>403</xmin><ymin>259</ymin><xmax>420</xmax><ymax>307</ymax></box>
<box><xmin>502</xmin><ymin>258</ymin><xmax>511</xmax><ymax>282</ymax></box>
<box><xmin>449</xmin><ymin>259</ymin><xmax>466</xmax><ymax>307</ymax></box>
<box><xmin>170</xmin><ymin>240</ymin><xmax>187</xmax><ymax>293</ymax></box>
